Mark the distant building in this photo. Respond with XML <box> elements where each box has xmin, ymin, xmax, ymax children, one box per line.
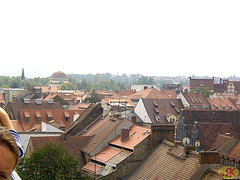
<box><xmin>49</xmin><ymin>71</ymin><xmax>69</xmax><ymax>88</ymax></box>
<box><xmin>189</xmin><ymin>77</ymin><xmax>214</xmax><ymax>91</ymax></box>
<box><xmin>130</xmin><ymin>85</ymin><xmax>159</xmax><ymax>92</ymax></box>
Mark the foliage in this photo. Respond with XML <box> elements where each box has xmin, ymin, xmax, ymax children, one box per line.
<box><xmin>16</xmin><ymin>143</ymin><xmax>90</xmax><ymax>180</ymax></box>
<box><xmin>60</xmin><ymin>82</ymin><xmax>77</xmax><ymax>90</ymax></box>
<box><xmin>133</xmin><ymin>76</ymin><xmax>156</xmax><ymax>85</ymax></box>
<box><xmin>83</xmin><ymin>91</ymin><xmax>104</xmax><ymax>103</ymax></box>
<box><xmin>0</xmin><ymin>76</ymin><xmax>50</xmax><ymax>88</ymax></box>
<box><xmin>191</xmin><ymin>87</ymin><xmax>212</xmax><ymax>98</ymax></box>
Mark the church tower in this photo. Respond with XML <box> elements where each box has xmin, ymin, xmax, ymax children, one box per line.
<box><xmin>20</xmin><ymin>68</ymin><xmax>25</xmax><ymax>88</ymax></box>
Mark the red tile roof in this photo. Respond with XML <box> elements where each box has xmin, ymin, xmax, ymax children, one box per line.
<box><xmin>207</xmin><ymin>97</ymin><xmax>238</xmax><ymax>111</ymax></box>
<box><xmin>190</xmin><ymin>77</ymin><xmax>214</xmax><ymax>90</ymax></box>
<box><xmin>19</xmin><ymin>109</ymin><xmax>84</xmax><ymax>132</ymax></box>
<box><xmin>129</xmin><ymin>88</ymin><xmax>171</xmax><ymax>100</ymax></box>
<box><xmin>182</xmin><ymin>92</ymin><xmax>209</xmax><ymax>109</ymax></box>
<box><xmin>109</xmin><ymin>125</ymin><xmax>150</xmax><ymax>150</ymax></box>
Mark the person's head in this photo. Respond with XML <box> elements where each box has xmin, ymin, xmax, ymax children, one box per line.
<box><xmin>0</xmin><ymin>126</ymin><xmax>19</xmax><ymax>179</ymax></box>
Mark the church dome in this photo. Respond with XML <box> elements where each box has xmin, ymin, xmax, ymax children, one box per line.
<box><xmin>51</xmin><ymin>71</ymin><xmax>67</xmax><ymax>79</ymax></box>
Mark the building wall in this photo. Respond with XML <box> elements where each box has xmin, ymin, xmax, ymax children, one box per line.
<box><xmin>101</xmin><ymin>136</ymin><xmax>151</xmax><ymax>179</ymax></box>
<box><xmin>134</xmin><ymin>98</ymin><xmax>151</xmax><ymax>123</ymax></box>
<box><xmin>177</xmin><ymin>93</ymin><xmax>190</xmax><ymax>108</ymax></box>
<box><xmin>19</xmin><ymin>132</ymin><xmax>62</xmax><ymax>152</ymax></box>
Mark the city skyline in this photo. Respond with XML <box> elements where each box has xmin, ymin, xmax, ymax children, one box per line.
<box><xmin>1</xmin><ymin>1</ymin><xmax>240</xmax><ymax>78</ymax></box>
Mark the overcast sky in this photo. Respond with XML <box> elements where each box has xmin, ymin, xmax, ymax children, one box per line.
<box><xmin>0</xmin><ymin>0</ymin><xmax>240</xmax><ymax>78</ymax></box>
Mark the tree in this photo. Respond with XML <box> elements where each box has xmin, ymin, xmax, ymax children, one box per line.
<box><xmin>60</xmin><ymin>82</ymin><xmax>77</xmax><ymax>90</ymax></box>
<box><xmin>191</xmin><ymin>87</ymin><xmax>212</xmax><ymax>98</ymax></box>
<box><xmin>134</xmin><ymin>76</ymin><xmax>156</xmax><ymax>85</ymax></box>
<box><xmin>17</xmin><ymin>143</ymin><xmax>90</xmax><ymax>180</ymax></box>
<box><xmin>83</xmin><ymin>91</ymin><xmax>104</xmax><ymax>103</ymax></box>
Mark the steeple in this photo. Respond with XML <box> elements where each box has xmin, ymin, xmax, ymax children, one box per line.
<box><xmin>20</xmin><ymin>68</ymin><xmax>25</xmax><ymax>88</ymax></box>
<box><xmin>21</xmin><ymin>68</ymin><xmax>25</xmax><ymax>81</ymax></box>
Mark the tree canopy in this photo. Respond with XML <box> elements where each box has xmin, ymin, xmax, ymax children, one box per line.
<box><xmin>17</xmin><ymin>143</ymin><xmax>90</xmax><ymax>180</ymax></box>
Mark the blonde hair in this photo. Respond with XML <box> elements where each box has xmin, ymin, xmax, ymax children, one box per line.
<box><xmin>0</xmin><ymin>126</ymin><xmax>19</xmax><ymax>166</ymax></box>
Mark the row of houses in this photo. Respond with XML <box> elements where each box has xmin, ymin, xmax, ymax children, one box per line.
<box><xmin>2</xmin><ymin>76</ymin><xmax>240</xmax><ymax>179</ymax></box>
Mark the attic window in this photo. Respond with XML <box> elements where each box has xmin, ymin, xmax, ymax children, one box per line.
<box><xmin>155</xmin><ymin>115</ymin><xmax>160</xmax><ymax>122</ymax></box>
<box><xmin>153</xmin><ymin>102</ymin><xmax>158</xmax><ymax>107</ymax></box>
<box><xmin>24</xmin><ymin>112</ymin><xmax>30</xmax><ymax>121</ymax></box>
<box><xmin>47</xmin><ymin>111</ymin><xmax>53</xmax><ymax>121</ymax></box>
<box><xmin>154</xmin><ymin>108</ymin><xmax>159</xmax><ymax>114</ymax></box>
<box><xmin>35</xmin><ymin>112</ymin><xmax>41</xmax><ymax>122</ymax></box>
<box><xmin>170</xmin><ymin>102</ymin><xmax>175</xmax><ymax>107</ymax></box>
<box><xmin>64</xmin><ymin>111</ymin><xmax>70</xmax><ymax>122</ymax></box>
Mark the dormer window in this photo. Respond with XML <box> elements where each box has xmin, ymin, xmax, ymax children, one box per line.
<box><xmin>24</xmin><ymin>112</ymin><xmax>30</xmax><ymax>121</ymax></box>
<box><xmin>64</xmin><ymin>111</ymin><xmax>70</xmax><ymax>122</ymax></box>
<box><xmin>47</xmin><ymin>111</ymin><xmax>53</xmax><ymax>121</ymax></box>
<box><xmin>35</xmin><ymin>112</ymin><xmax>41</xmax><ymax>122</ymax></box>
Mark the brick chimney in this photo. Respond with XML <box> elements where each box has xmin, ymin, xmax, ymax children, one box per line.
<box><xmin>151</xmin><ymin>124</ymin><xmax>175</xmax><ymax>149</ymax></box>
<box><xmin>199</xmin><ymin>151</ymin><xmax>219</xmax><ymax>164</ymax></box>
<box><xmin>60</xmin><ymin>132</ymin><xmax>67</xmax><ymax>141</ymax></box>
<box><xmin>121</xmin><ymin>128</ymin><xmax>130</xmax><ymax>142</ymax></box>
<box><xmin>131</xmin><ymin>116</ymin><xmax>136</xmax><ymax>124</ymax></box>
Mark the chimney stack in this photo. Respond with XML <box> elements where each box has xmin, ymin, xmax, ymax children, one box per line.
<box><xmin>60</xmin><ymin>132</ymin><xmax>67</xmax><ymax>141</ymax></box>
<box><xmin>151</xmin><ymin>124</ymin><xmax>175</xmax><ymax>149</ymax></box>
<box><xmin>121</xmin><ymin>128</ymin><xmax>130</xmax><ymax>142</ymax></box>
<box><xmin>199</xmin><ymin>151</ymin><xmax>219</xmax><ymax>164</ymax></box>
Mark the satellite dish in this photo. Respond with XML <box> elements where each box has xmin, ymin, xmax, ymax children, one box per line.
<box><xmin>195</xmin><ymin>140</ymin><xmax>200</xmax><ymax>147</ymax></box>
<box><xmin>182</xmin><ymin>137</ymin><xmax>190</xmax><ymax>146</ymax></box>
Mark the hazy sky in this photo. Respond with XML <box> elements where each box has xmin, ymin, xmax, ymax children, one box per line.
<box><xmin>1</xmin><ymin>0</ymin><xmax>240</xmax><ymax>78</ymax></box>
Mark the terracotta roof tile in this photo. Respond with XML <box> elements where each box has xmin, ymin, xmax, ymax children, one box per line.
<box><xmin>182</xmin><ymin>92</ymin><xmax>209</xmax><ymax>109</ymax></box>
<box><xmin>19</xmin><ymin>109</ymin><xmax>84</xmax><ymax>131</ymax></box>
<box><xmin>207</xmin><ymin>97</ymin><xmax>238</xmax><ymax>111</ymax></box>
<box><xmin>129</xmin><ymin>88</ymin><xmax>171</xmax><ymax>100</ymax></box>
<box><xmin>109</xmin><ymin>125</ymin><xmax>150</xmax><ymax>150</ymax></box>
<box><xmin>190</xmin><ymin>78</ymin><xmax>214</xmax><ymax>90</ymax></box>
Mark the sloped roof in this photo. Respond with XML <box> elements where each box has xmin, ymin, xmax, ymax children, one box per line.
<box><xmin>141</xmin><ymin>98</ymin><xmax>184</xmax><ymax>124</ymax></box>
<box><xmin>6</xmin><ymin>101</ymin><xmax>64</xmax><ymax>120</ymax></box>
<box><xmin>117</xmin><ymin>89</ymin><xmax>135</xmax><ymax>98</ymax></box>
<box><xmin>161</xmin><ymin>89</ymin><xmax>179</xmax><ymax>99</ymax></box>
<box><xmin>209</xmin><ymin>133</ymin><xmax>233</xmax><ymax>151</ymax></box>
<box><xmin>207</xmin><ymin>97</ymin><xmax>238</xmax><ymax>111</ymax></box>
<box><xmin>197</xmin><ymin>122</ymin><xmax>233</xmax><ymax>150</ymax></box>
<box><xmin>129</xmin><ymin>88</ymin><xmax>171</xmax><ymax>100</ymax></box>
<box><xmin>182</xmin><ymin>92</ymin><xmax>209</xmax><ymax>108</ymax></box>
<box><xmin>190</xmin><ymin>78</ymin><xmax>214</xmax><ymax>90</ymax></box>
<box><xmin>109</xmin><ymin>125</ymin><xmax>150</xmax><ymax>150</ymax></box>
<box><xmin>19</xmin><ymin>109</ymin><xmax>84</xmax><ymax>132</ymax></box>
<box><xmin>127</xmin><ymin>140</ymin><xmax>199</xmax><ymax>179</ymax></box>
<box><xmin>29</xmin><ymin>135</ymin><xmax>92</xmax><ymax>167</ymax></box>
<box><xmin>66</xmin><ymin>103</ymin><xmax>103</xmax><ymax>136</ymax></box>
<box><xmin>81</xmin><ymin>115</ymin><xmax>133</xmax><ymax>154</ymax></box>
